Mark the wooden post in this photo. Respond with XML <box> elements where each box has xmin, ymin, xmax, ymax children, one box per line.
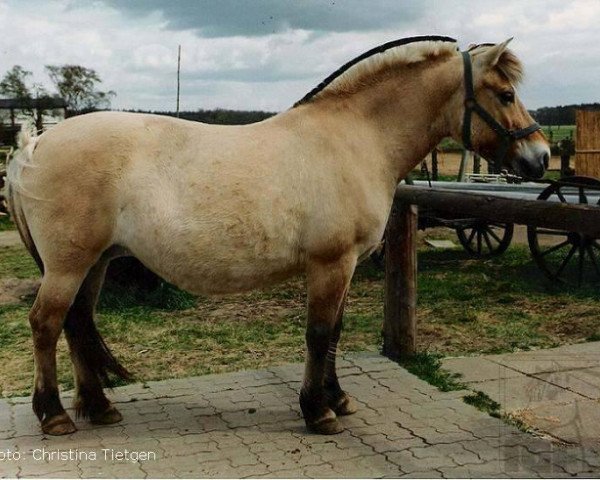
<box><xmin>176</xmin><ymin>44</ymin><xmax>181</xmax><ymax>118</ymax></box>
<box><xmin>383</xmin><ymin>198</ymin><xmax>417</xmax><ymax>359</ymax></box>
<box><xmin>431</xmin><ymin>149</ymin><xmax>439</xmax><ymax>181</ymax></box>
<box><xmin>458</xmin><ymin>150</ymin><xmax>468</xmax><ymax>182</ymax></box>
<box><xmin>473</xmin><ymin>154</ymin><xmax>481</xmax><ymax>174</ymax></box>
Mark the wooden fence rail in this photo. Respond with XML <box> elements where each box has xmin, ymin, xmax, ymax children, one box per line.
<box><xmin>382</xmin><ymin>185</ymin><xmax>600</xmax><ymax>359</ymax></box>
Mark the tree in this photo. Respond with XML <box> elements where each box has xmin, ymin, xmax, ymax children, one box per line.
<box><xmin>0</xmin><ymin>65</ymin><xmax>32</xmax><ymax>99</ymax></box>
<box><xmin>45</xmin><ymin>65</ymin><xmax>115</xmax><ymax>114</ymax></box>
<box><xmin>0</xmin><ymin>65</ymin><xmax>49</xmax><ymax>131</ymax></box>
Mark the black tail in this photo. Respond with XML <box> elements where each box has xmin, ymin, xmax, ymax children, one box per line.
<box><xmin>64</xmin><ymin>301</ymin><xmax>132</xmax><ymax>387</ymax></box>
<box><xmin>65</xmin><ymin>297</ymin><xmax>132</xmax><ymax>419</ymax></box>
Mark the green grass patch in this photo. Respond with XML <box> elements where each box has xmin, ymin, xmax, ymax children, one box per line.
<box><xmin>399</xmin><ymin>352</ymin><xmax>466</xmax><ymax>392</ymax></box>
<box><xmin>542</xmin><ymin>125</ymin><xmax>575</xmax><ymax>143</ymax></box>
<box><xmin>0</xmin><ymin>216</ymin><xmax>15</xmax><ymax>231</ymax></box>
<box><xmin>0</xmin><ymin>246</ymin><xmax>39</xmax><ymax>279</ymax></box>
<box><xmin>463</xmin><ymin>391</ymin><xmax>501</xmax><ymax>417</ymax></box>
<box><xmin>99</xmin><ymin>281</ymin><xmax>197</xmax><ymax>311</ymax></box>
<box><xmin>587</xmin><ymin>332</ymin><xmax>600</xmax><ymax>342</ymax></box>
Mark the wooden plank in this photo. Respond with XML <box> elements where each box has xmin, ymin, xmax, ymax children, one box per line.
<box><xmin>576</xmin><ymin>110</ymin><xmax>600</xmax><ymax>177</ymax></box>
<box><xmin>383</xmin><ymin>201</ymin><xmax>417</xmax><ymax>359</ymax></box>
<box><xmin>394</xmin><ymin>185</ymin><xmax>600</xmax><ymax>237</ymax></box>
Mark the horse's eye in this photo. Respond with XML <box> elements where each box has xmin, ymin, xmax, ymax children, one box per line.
<box><xmin>498</xmin><ymin>91</ymin><xmax>515</xmax><ymax>105</ymax></box>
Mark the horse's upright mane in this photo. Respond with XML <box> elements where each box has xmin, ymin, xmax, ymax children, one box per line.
<box><xmin>293</xmin><ymin>35</ymin><xmax>459</xmax><ymax>107</ymax></box>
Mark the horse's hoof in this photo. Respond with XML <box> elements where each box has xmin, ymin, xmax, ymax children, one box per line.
<box><xmin>90</xmin><ymin>406</ymin><xmax>123</xmax><ymax>425</ymax></box>
<box><xmin>42</xmin><ymin>413</ymin><xmax>77</xmax><ymax>436</ymax></box>
<box><xmin>332</xmin><ymin>395</ymin><xmax>358</xmax><ymax>416</ymax></box>
<box><xmin>306</xmin><ymin>410</ymin><xmax>344</xmax><ymax>435</ymax></box>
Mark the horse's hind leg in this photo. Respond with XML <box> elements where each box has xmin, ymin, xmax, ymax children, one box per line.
<box><xmin>30</xmin><ymin>270</ymin><xmax>89</xmax><ymax>435</ymax></box>
<box><xmin>324</xmin><ymin>292</ymin><xmax>358</xmax><ymax>416</ymax></box>
<box><xmin>300</xmin><ymin>255</ymin><xmax>356</xmax><ymax>435</ymax></box>
<box><xmin>64</xmin><ymin>253</ymin><xmax>130</xmax><ymax>425</ymax></box>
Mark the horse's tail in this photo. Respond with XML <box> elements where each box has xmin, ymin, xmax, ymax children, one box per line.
<box><xmin>5</xmin><ymin>125</ymin><xmax>44</xmax><ymax>273</ymax></box>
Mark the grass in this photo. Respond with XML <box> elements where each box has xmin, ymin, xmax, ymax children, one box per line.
<box><xmin>399</xmin><ymin>352</ymin><xmax>465</xmax><ymax>392</ymax></box>
<box><xmin>0</xmin><ymin>216</ymin><xmax>15</xmax><ymax>232</ymax></box>
<box><xmin>1</xmin><ymin>235</ymin><xmax>600</xmax><ymax>397</ymax></box>
<box><xmin>542</xmin><ymin>125</ymin><xmax>575</xmax><ymax>143</ymax></box>
<box><xmin>0</xmin><ymin>246</ymin><xmax>40</xmax><ymax>279</ymax></box>
<box><xmin>463</xmin><ymin>391</ymin><xmax>501</xmax><ymax>417</ymax></box>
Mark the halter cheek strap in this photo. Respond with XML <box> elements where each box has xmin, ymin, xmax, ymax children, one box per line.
<box><xmin>461</xmin><ymin>51</ymin><xmax>541</xmax><ymax>170</ymax></box>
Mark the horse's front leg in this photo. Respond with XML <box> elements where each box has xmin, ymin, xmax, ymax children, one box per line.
<box><xmin>324</xmin><ymin>293</ymin><xmax>358</xmax><ymax>416</ymax></box>
<box><xmin>301</xmin><ymin>255</ymin><xmax>356</xmax><ymax>435</ymax></box>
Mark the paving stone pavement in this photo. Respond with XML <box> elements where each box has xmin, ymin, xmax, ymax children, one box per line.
<box><xmin>443</xmin><ymin>342</ymin><xmax>600</xmax><ymax>451</ymax></box>
<box><xmin>1</xmin><ymin>352</ymin><xmax>599</xmax><ymax>478</ymax></box>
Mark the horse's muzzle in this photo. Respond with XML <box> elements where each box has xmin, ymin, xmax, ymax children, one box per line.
<box><xmin>513</xmin><ymin>142</ymin><xmax>550</xmax><ymax>179</ymax></box>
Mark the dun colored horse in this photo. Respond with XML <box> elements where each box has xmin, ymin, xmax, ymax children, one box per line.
<box><xmin>6</xmin><ymin>36</ymin><xmax>549</xmax><ymax>435</ymax></box>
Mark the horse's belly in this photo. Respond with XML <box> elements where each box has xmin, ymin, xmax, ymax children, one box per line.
<box><xmin>159</xmin><ymin>251</ymin><xmax>304</xmax><ymax>295</ymax></box>
<box><xmin>116</xmin><ymin>211</ymin><xmax>305</xmax><ymax>295</ymax></box>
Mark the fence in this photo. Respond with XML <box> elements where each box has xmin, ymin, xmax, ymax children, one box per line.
<box><xmin>575</xmin><ymin>110</ymin><xmax>600</xmax><ymax>178</ymax></box>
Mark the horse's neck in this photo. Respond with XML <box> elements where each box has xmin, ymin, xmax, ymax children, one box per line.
<box><xmin>344</xmin><ymin>58</ymin><xmax>462</xmax><ymax>183</ymax></box>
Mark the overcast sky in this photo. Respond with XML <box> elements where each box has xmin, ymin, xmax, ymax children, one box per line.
<box><xmin>0</xmin><ymin>0</ymin><xmax>598</xmax><ymax>112</ymax></box>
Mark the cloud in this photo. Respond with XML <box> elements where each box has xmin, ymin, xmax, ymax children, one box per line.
<box><xmin>0</xmin><ymin>0</ymin><xmax>598</xmax><ymax>112</ymax></box>
<box><xmin>102</xmin><ymin>0</ymin><xmax>425</xmax><ymax>38</ymax></box>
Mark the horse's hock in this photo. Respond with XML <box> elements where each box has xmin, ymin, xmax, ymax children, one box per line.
<box><xmin>576</xmin><ymin>109</ymin><xmax>600</xmax><ymax>177</ymax></box>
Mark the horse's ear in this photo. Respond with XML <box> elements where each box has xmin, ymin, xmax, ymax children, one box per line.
<box><xmin>476</xmin><ymin>38</ymin><xmax>513</xmax><ymax>69</ymax></box>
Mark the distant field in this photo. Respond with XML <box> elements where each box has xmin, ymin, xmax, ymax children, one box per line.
<box><xmin>542</xmin><ymin>125</ymin><xmax>575</xmax><ymax>143</ymax></box>
<box><xmin>438</xmin><ymin>125</ymin><xmax>575</xmax><ymax>153</ymax></box>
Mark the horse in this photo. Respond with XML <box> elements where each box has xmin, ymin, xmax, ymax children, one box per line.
<box><xmin>6</xmin><ymin>36</ymin><xmax>549</xmax><ymax>436</ymax></box>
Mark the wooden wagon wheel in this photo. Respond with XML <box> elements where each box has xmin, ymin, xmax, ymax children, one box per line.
<box><xmin>528</xmin><ymin>176</ymin><xmax>600</xmax><ymax>286</ymax></box>
<box><xmin>456</xmin><ymin>220</ymin><xmax>514</xmax><ymax>257</ymax></box>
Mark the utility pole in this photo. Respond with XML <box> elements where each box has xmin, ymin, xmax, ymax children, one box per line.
<box><xmin>176</xmin><ymin>44</ymin><xmax>181</xmax><ymax>117</ymax></box>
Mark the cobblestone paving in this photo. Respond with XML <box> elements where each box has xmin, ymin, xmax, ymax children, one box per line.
<box><xmin>1</xmin><ymin>353</ymin><xmax>599</xmax><ymax>478</ymax></box>
<box><xmin>443</xmin><ymin>342</ymin><xmax>600</xmax><ymax>450</ymax></box>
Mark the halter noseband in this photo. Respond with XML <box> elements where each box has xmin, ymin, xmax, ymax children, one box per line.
<box><xmin>461</xmin><ymin>50</ymin><xmax>540</xmax><ymax>171</ymax></box>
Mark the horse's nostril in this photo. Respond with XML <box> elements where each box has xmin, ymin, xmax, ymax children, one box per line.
<box><xmin>518</xmin><ymin>157</ymin><xmax>545</xmax><ymax>179</ymax></box>
<box><xmin>542</xmin><ymin>152</ymin><xmax>549</xmax><ymax>169</ymax></box>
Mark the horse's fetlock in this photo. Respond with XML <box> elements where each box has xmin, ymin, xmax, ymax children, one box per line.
<box><xmin>300</xmin><ymin>386</ymin><xmax>329</xmax><ymax>423</ymax></box>
<box><xmin>74</xmin><ymin>383</ymin><xmax>110</xmax><ymax>419</ymax></box>
<box><xmin>32</xmin><ymin>387</ymin><xmax>64</xmax><ymax>422</ymax></box>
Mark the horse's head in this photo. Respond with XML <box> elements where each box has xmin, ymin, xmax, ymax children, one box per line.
<box><xmin>453</xmin><ymin>39</ymin><xmax>550</xmax><ymax>178</ymax></box>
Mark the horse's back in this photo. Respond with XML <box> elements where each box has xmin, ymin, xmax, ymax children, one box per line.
<box><xmin>24</xmin><ymin>111</ymin><xmax>307</xmax><ymax>292</ymax></box>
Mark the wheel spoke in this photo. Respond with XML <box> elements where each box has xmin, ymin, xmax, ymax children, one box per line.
<box><xmin>477</xmin><ymin>230</ymin><xmax>483</xmax><ymax>254</ymax></box>
<box><xmin>579</xmin><ymin>187</ymin><xmax>588</xmax><ymax>204</ymax></box>
<box><xmin>556</xmin><ymin>189</ymin><xmax>568</xmax><ymax>203</ymax></box>
<box><xmin>487</xmin><ymin>228</ymin><xmax>503</xmax><ymax>244</ymax></box>
<box><xmin>586</xmin><ymin>244</ymin><xmax>600</xmax><ymax>277</ymax></box>
<box><xmin>466</xmin><ymin>228</ymin><xmax>476</xmax><ymax>246</ymax></box>
<box><xmin>482</xmin><ymin>230</ymin><xmax>494</xmax><ymax>252</ymax></box>
<box><xmin>577</xmin><ymin>245</ymin><xmax>586</xmax><ymax>286</ymax></box>
<box><xmin>555</xmin><ymin>244</ymin><xmax>578</xmax><ymax>278</ymax></box>
<box><xmin>540</xmin><ymin>240</ymin><xmax>571</xmax><ymax>257</ymax></box>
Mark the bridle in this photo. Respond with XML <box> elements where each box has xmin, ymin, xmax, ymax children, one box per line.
<box><xmin>461</xmin><ymin>50</ymin><xmax>541</xmax><ymax>172</ymax></box>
